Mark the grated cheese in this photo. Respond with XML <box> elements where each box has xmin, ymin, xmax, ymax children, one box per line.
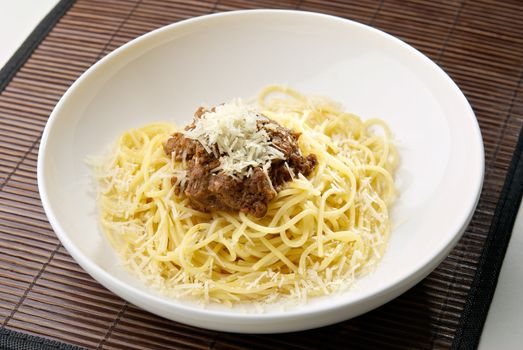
<box><xmin>182</xmin><ymin>99</ymin><xmax>284</xmax><ymax>178</ymax></box>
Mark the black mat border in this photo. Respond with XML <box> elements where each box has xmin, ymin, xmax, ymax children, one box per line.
<box><xmin>452</xmin><ymin>127</ymin><xmax>523</xmax><ymax>349</ymax></box>
<box><xmin>0</xmin><ymin>0</ymin><xmax>522</xmax><ymax>348</ymax></box>
<box><xmin>0</xmin><ymin>329</ymin><xmax>85</xmax><ymax>350</ymax></box>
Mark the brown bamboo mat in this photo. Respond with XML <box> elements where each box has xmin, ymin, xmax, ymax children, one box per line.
<box><xmin>0</xmin><ymin>0</ymin><xmax>522</xmax><ymax>349</ymax></box>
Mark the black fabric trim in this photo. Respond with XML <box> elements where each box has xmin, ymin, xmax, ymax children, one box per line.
<box><xmin>0</xmin><ymin>329</ymin><xmax>85</xmax><ymax>350</ymax></box>
<box><xmin>452</xmin><ymin>127</ymin><xmax>523</xmax><ymax>350</ymax></box>
<box><xmin>0</xmin><ymin>0</ymin><xmax>75</xmax><ymax>93</ymax></box>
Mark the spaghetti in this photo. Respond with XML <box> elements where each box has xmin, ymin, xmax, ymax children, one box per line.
<box><xmin>94</xmin><ymin>86</ymin><xmax>398</xmax><ymax>305</ymax></box>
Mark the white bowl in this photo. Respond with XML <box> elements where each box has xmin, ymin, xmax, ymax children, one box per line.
<box><xmin>38</xmin><ymin>10</ymin><xmax>484</xmax><ymax>333</ymax></box>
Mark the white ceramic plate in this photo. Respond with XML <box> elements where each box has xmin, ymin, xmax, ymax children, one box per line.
<box><xmin>38</xmin><ymin>10</ymin><xmax>484</xmax><ymax>333</ymax></box>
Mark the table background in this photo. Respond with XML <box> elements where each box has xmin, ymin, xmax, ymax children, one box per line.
<box><xmin>0</xmin><ymin>1</ymin><xmax>522</xmax><ymax>349</ymax></box>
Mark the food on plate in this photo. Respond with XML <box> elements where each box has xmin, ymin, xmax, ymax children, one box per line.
<box><xmin>92</xmin><ymin>86</ymin><xmax>398</xmax><ymax>305</ymax></box>
<box><xmin>163</xmin><ymin>103</ymin><xmax>317</xmax><ymax>218</ymax></box>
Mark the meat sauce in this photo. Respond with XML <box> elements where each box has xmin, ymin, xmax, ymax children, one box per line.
<box><xmin>164</xmin><ymin>107</ymin><xmax>317</xmax><ymax>218</ymax></box>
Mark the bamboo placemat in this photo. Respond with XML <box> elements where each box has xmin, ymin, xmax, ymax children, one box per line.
<box><xmin>0</xmin><ymin>0</ymin><xmax>522</xmax><ymax>349</ymax></box>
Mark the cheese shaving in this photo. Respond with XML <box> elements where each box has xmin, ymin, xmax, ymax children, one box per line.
<box><xmin>182</xmin><ymin>99</ymin><xmax>284</xmax><ymax>178</ymax></box>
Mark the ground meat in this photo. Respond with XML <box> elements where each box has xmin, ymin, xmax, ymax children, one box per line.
<box><xmin>164</xmin><ymin>108</ymin><xmax>317</xmax><ymax>218</ymax></box>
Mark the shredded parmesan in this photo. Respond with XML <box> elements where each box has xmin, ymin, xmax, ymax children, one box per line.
<box><xmin>182</xmin><ymin>99</ymin><xmax>284</xmax><ymax>178</ymax></box>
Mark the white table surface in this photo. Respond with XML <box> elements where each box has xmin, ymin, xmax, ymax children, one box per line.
<box><xmin>0</xmin><ymin>1</ymin><xmax>520</xmax><ymax>348</ymax></box>
<box><xmin>0</xmin><ymin>0</ymin><xmax>58</xmax><ymax>68</ymax></box>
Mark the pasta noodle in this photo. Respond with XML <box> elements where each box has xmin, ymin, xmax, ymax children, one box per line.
<box><xmin>94</xmin><ymin>86</ymin><xmax>398</xmax><ymax>305</ymax></box>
